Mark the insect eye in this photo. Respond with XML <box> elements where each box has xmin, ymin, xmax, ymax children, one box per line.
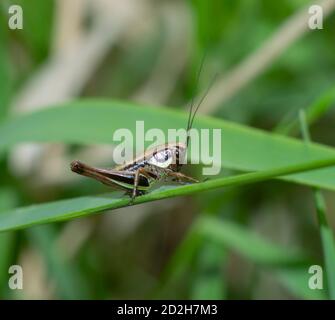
<box><xmin>154</xmin><ymin>149</ymin><xmax>171</xmax><ymax>162</ymax></box>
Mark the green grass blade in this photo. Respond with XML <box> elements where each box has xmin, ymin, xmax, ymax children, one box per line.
<box><xmin>314</xmin><ymin>190</ymin><xmax>335</xmax><ymax>299</ymax></box>
<box><xmin>190</xmin><ymin>241</ymin><xmax>226</xmax><ymax>300</ymax></box>
<box><xmin>0</xmin><ymin>189</ymin><xmax>17</xmax><ymax>297</ymax></box>
<box><xmin>1</xmin><ymin>100</ymin><xmax>335</xmax><ymax>190</ymax></box>
<box><xmin>156</xmin><ymin>223</ymin><xmax>203</xmax><ymax>298</ymax></box>
<box><xmin>1</xmin><ymin>157</ymin><xmax>335</xmax><ymax>232</ymax></box>
<box><xmin>277</xmin><ymin>268</ymin><xmax>327</xmax><ymax>300</ymax></box>
<box><xmin>275</xmin><ymin>85</ymin><xmax>335</xmax><ymax>135</ymax></box>
<box><xmin>196</xmin><ymin>216</ymin><xmax>305</xmax><ymax>266</ymax></box>
<box><xmin>299</xmin><ymin>110</ymin><xmax>335</xmax><ymax>300</ymax></box>
<box><xmin>0</xmin><ymin>17</ymin><xmax>12</xmax><ymax>120</ymax></box>
<box><xmin>27</xmin><ymin>225</ymin><xmax>90</xmax><ymax>299</ymax></box>
<box><xmin>197</xmin><ymin>216</ymin><xmax>326</xmax><ymax>299</ymax></box>
<box><xmin>161</xmin><ymin>215</ymin><xmax>323</xmax><ymax>299</ymax></box>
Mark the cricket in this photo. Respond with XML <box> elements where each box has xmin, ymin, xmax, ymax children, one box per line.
<box><xmin>70</xmin><ymin>64</ymin><xmax>215</xmax><ymax>204</ymax></box>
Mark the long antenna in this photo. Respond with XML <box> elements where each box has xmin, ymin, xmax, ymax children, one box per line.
<box><xmin>186</xmin><ymin>63</ymin><xmax>217</xmax><ymax>148</ymax></box>
<box><xmin>188</xmin><ymin>72</ymin><xmax>218</xmax><ymax>134</ymax></box>
<box><xmin>186</xmin><ymin>55</ymin><xmax>207</xmax><ymax>147</ymax></box>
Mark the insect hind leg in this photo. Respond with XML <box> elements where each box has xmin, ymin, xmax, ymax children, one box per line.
<box><xmin>128</xmin><ymin>168</ymin><xmax>151</xmax><ymax>205</ymax></box>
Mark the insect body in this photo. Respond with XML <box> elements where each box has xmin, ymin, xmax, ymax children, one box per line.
<box><xmin>70</xmin><ymin>62</ymin><xmax>215</xmax><ymax>203</ymax></box>
<box><xmin>70</xmin><ymin>142</ymin><xmax>197</xmax><ymax>203</ymax></box>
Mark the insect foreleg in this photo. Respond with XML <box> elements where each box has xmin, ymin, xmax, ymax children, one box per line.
<box><xmin>167</xmin><ymin>171</ymin><xmax>199</xmax><ymax>183</ymax></box>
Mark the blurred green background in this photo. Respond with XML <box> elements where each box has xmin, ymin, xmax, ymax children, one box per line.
<box><xmin>0</xmin><ymin>0</ymin><xmax>335</xmax><ymax>299</ymax></box>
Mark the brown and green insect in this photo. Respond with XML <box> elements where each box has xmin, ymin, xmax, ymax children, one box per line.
<box><xmin>70</xmin><ymin>70</ymin><xmax>214</xmax><ymax>203</ymax></box>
